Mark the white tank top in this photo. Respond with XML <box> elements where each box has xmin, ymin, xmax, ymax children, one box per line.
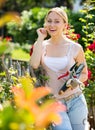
<box><xmin>44</xmin><ymin>56</ymin><xmax>68</xmax><ymax>72</ymax></box>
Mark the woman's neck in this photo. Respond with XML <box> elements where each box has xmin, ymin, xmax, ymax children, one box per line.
<box><xmin>50</xmin><ymin>34</ymin><xmax>67</xmax><ymax>45</ymax></box>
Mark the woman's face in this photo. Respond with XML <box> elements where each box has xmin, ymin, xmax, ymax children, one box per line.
<box><xmin>45</xmin><ymin>11</ymin><xmax>66</xmax><ymax>37</ymax></box>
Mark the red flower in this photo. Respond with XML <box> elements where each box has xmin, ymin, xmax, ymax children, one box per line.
<box><xmin>77</xmin><ymin>34</ymin><xmax>81</xmax><ymax>39</ymax></box>
<box><xmin>88</xmin><ymin>69</ymin><xmax>92</xmax><ymax>80</ymax></box>
<box><xmin>87</xmin><ymin>40</ymin><xmax>95</xmax><ymax>52</ymax></box>
<box><xmin>5</xmin><ymin>36</ymin><xmax>12</xmax><ymax>41</ymax></box>
<box><xmin>30</xmin><ymin>45</ymin><xmax>34</xmax><ymax>56</ymax></box>
<box><xmin>84</xmin><ymin>69</ymin><xmax>92</xmax><ymax>86</ymax></box>
<box><xmin>84</xmin><ymin>80</ymin><xmax>89</xmax><ymax>86</ymax></box>
<box><xmin>66</xmin><ymin>32</ymin><xmax>80</xmax><ymax>41</ymax></box>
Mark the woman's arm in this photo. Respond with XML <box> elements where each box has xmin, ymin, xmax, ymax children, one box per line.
<box><xmin>75</xmin><ymin>46</ymin><xmax>88</xmax><ymax>83</ymax></box>
<box><xmin>30</xmin><ymin>28</ymin><xmax>47</xmax><ymax>69</ymax></box>
<box><xmin>30</xmin><ymin>37</ymin><xmax>44</xmax><ymax>69</ymax></box>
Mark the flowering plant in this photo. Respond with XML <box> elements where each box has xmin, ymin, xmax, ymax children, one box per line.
<box><xmin>84</xmin><ymin>41</ymin><xmax>95</xmax><ymax>106</ymax></box>
<box><xmin>87</xmin><ymin>40</ymin><xmax>95</xmax><ymax>52</ymax></box>
<box><xmin>0</xmin><ymin>36</ymin><xmax>13</xmax><ymax>56</ymax></box>
<box><xmin>65</xmin><ymin>24</ymin><xmax>80</xmax><ymax>42</ymax></box>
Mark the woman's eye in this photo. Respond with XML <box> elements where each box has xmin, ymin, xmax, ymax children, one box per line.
<box><xmin>47</xmin><ymin>20</ymin><xmax>60</xmax><ymax>23</ymax></box>
<box><xmin>47</xmin><ymin>20</ymin><xmax>52</xmax><ymax>23</ymax></box>
<box><xmin>55</xmin><ymin>21</ymin><xmax>60</xmax><ymax>23</ymax></box>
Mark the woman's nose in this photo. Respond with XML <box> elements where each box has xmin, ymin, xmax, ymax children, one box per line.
<box><xmin>50</xmin><ymin>22</ymin><xmax>55</xmax><ymax>26</ymax></box>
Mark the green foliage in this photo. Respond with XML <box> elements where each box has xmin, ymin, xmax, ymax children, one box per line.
<box><xmin>7</xmin><ymin>7</ymin><xmax>49</xmax><ymax>45</ymax></box>
<box><xmin>67</xmin><ymin>10</ymin><xmax>85</xmax><ymax>47</ymax></box>
<box><xmin>85</xmin><ymin>49</ymin><xmax>95</xmax><ymax>106</ymax></box>
<box><xmin>3</xmin><ymin>0</ymin><xmax>79</xmax><ymax>12</ymax></box>
<box><xmin>79</xmin><ymin>1</ymin><xmax>95</xmax><ymax>108</ymax></box>
<box><xmin>11</xmin><ymin>48</ymin><xmax>30</xmax><ymax>61</ymax></box>
<box><xmin>0</xmin><ymin>38</ymin><xmax>13</xmax><ymax>56</ymax></box>
<box><xmin>79</xmin><ymin>1</ymin><xmax>95</xmax><ymax>48</ymax></box>
<box><xmin>0</xmin><ymin>64</ymin><xmax>18</xmax><ymax>103</ymax></box>
<box><xmin>0</xmin><ymin>103</ymin><xmax>35</xmax><ymax>130</ymax></box>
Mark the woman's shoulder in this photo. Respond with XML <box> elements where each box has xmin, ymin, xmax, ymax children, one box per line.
<box><xmin>67</xmin><ymin>39</ymin><xmax>84</xmax><ymax>58</ymax></box>
<box><xmin>68</xmin><ymin>39</ymin><xmax>82</xmax><ymax>49</ymax></box>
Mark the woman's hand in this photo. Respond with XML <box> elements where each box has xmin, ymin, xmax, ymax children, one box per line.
<box><xmin>37</xmin><ymin>28</ymin><xmax>47</xmax><ymax>40</ymax></box>
<box><xmin>66</xmin><ymin>78</ymin><xmax>85</xmax><ymax>90</ymax></box>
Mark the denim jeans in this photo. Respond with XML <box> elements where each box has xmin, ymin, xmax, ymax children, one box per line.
<box><xmin>52</xmin><ymin>94</ymin><xmax>89</xmax><ymax>130</ymax></box>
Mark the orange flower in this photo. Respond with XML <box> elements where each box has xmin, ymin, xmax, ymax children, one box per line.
<box><xmin>35</xmin><ymin>101</ymin><xmax>66</xmax><ymax>128</ymax></box>
<box><xmin>12</xmin><ymin>77</ymin><xmax>66</xmax><ymax>129</ymax></box>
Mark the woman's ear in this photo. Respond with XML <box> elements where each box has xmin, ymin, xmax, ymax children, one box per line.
<box><xmin>63</xmin><ymin>23</ymin><xmax>68</xmax><ymax>34</ymax></box>
<box><xmin>65</xmin><ymin>23</ymin><xmax>68</xmax><ymax>28</ymax></box>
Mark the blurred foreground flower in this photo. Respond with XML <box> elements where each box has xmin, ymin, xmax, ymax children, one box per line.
<box><xmin>12</xmin><ymin>77</ymin><xmax>65</xmax><ymax>129</ymax></box>
<box><xmin>8</xmin><ymin>75</ymin><xmax>66</xmax><ymax>130</ymax></box>
<box><xmin>0</xmin><ymin>12</ymin><xmax>21</xmax><ymax>27</ymax></box>
<box><xmin>0</xmin><ymin>0</ymin><xmax>6</xmax><ymax>8</ymax></box>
